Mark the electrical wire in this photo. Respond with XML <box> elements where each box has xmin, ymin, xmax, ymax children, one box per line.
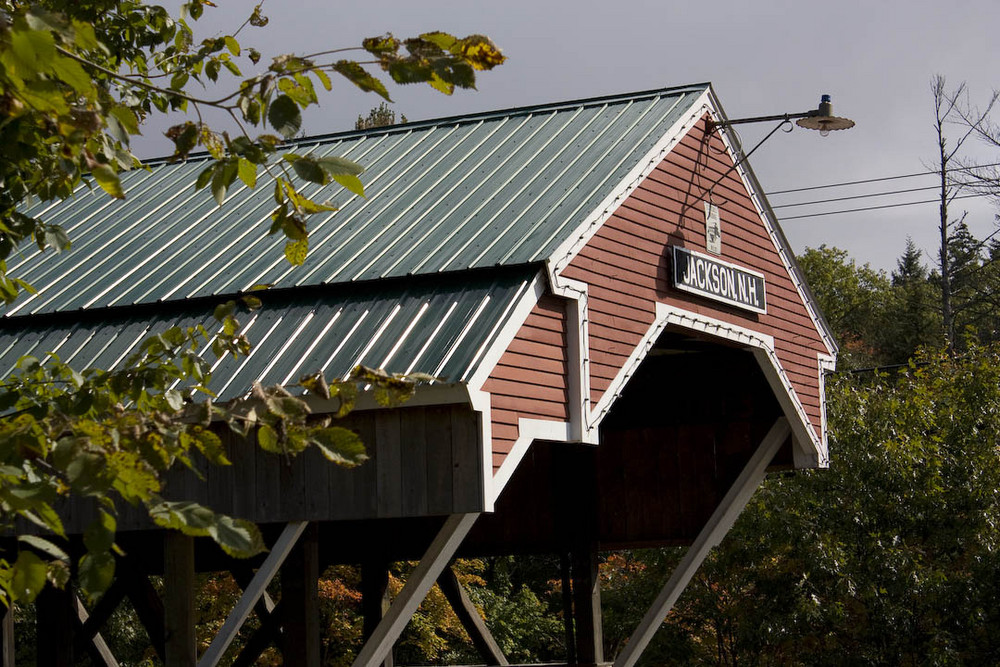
<box><xmin>771</xmin><ymin>185</ymin><xmax>941</xmax><ymax>209</ymax></box>
<box><xmin>767</xmin><ymin>161</ymin><xmax>1000</xmax><ymax>196</ymax></box>
<box><xmin>779</xmin><ymin>192</ymin><xmax>989</xmax><ymax>221</ymax></box>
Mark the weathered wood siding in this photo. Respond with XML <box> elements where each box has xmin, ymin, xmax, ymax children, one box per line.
<box><xmin>561</xmin><ymin>116</ymin><xmax>829</xmax><ymax>439</ymax></box>
<box><xmin>56</xmin><ymin>404</ymin><xmax>483</xmax><ymax>534</ymax></box>
<box><xmin>481</xmin><ymin>295</ymin><xmax>570</xmax><ymax>472</ymax></box>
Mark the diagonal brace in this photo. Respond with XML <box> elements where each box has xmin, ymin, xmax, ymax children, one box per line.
<box><xmin>352</xmin><ymin>513</ymin><xmax>480</xmax><ymax>667</ymax></box>
<box><xmin>198</xmin><ymin>521</ymin><xmax>308</xmax><ymax>667</ymax></box>
<box><xmin>614</xmin><ymin>418</ymin><xmax>791</xmax><ymax>667</ymax></box>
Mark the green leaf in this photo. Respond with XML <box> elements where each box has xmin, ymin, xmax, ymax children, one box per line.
<box><xmin>333</xmin><ymin>173</ymin><xmax>365</xmax><ymax>198</ymax></box>
<box><xmin>317</xmin><ymin>156</ymin><xmax>364</xmax><ymax>177</ymax></box>
<box><xmin>257</xmin><ymin>423</ymin><xmax>280</xmax><ymax>453</ymax></box>
<box><xmin>148</xmin><ymin>500</ymin><xmax>214</xmax><ymax>536</ymax></box>
<box><xmin>92</xmin><ymin>165</ymin><xmax>125</xmax><ymax>199</ymax></box>
<box><xmin>267</xmin><ymin>95</ymin><xmax>302</xmax><ymax>139</ymax></box>
<box><xmin>291</xmin><ymin>157</ymin><xmax>327</xmax><ymax>184</ymax></box>
<box><xmin>19</xmin><ymin>535</ymin><xmax>69</xmax><ymax>562</ymax></box>
<box><xmin>284</xmin><ymin>238</ymin><xmax>308</xmax><ymax>266</ymax></box>
<box><xmin>237</xmin><ymin>158</ymin><xmax>257</xmax><ymax>189</ymax></box>
<box><xmin>333</xmin><ymin>60</ymin><xmax>390</xmax><ymax>100</ymax></box>
<box><xmin>224</xmin><ymin>35</ymin><xmax>241</xmax><ymax>56</ymax></box>
<box><xmin>208</xmin><ymin>515</ymin><xmax>265</xmax><ymax>557</ymax></box>
<box><xmin>11</xmin><ymin>551</ymin><xmax>47</xmax><ymax>602</ymax></box>
<box><xmin>196</xmin><ymin>164</ymin><xmax>215</xmax><ymax>190</ymax></box>
<box><xmin>78</xmin><ymin>551</ymin><xmax>115</xmax><ymax>598</ymax></box>
<box><xmin>49</xmin><ymin>55</ymin><xmax>93</xmax><ymax>96</ymax></box>
<box><xmin>312</xmin><ymin>427</ymin><xmax>367</xmax><ymax>466</ymax></box>
<box><xmin>83</xmin><ymin>510</ymin><xmax>116</xmax><ymax>554</ymax></box>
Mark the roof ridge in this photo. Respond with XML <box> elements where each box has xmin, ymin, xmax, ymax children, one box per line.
<box><xmin>141</xmin><ymin>83</ymin><xmax>712</xmax><ymax>166</ymax></box>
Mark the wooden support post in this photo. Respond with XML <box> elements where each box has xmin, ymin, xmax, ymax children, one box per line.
<box><xmin>352</xmin><ymin>513</ymin><xmax>479</xmax><ymax>667</ymax></box>
<box><xmin>361</xmin><ymin>560</ymin><xmax>394</xmax><ymax>667</ymax></box>
<box><xmin>0</xmin><ymin>602</ymin><xmax>13</xmax><ymax>667</ymax></box>
<box><xmin>198</xmin><ymin>521</ymin><xmax>307</xmax><ymax>667</ymax></box>
<box><xmin>560</xmin><ymin>553</ymin><xmax>577</xmax><ymax>665</ymax></box>
<box><xmin>282</xmin><ymin>523</ymin><xmax>320</xmax><ymax>667</ymax></box>
<box><xmin>571</xmin><ymin>546</ymin><xmax>604</xmax><ymax>666</ymax></box>
<box><xmin>37</xmin><ymin>584</ymin><xmax>75</xmax><ymax>666</ymax></box>
<box><xmin>613</xmin><ymin>418</ymin><xmax>790</xmax><ymax>667</ymax></box>
<box><xmin>437</xmin><ymin>566</ymin><xmax>508</xmax><ymax>665</ymax></box>
<box><xmin>164</xmin><ymin>532</ymin><xmax>196</xmax><ymax>667</ymax></box>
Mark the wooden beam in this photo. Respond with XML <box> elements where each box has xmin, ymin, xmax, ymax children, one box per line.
<box><xmin>231</xmin><ymin>599</ymin><xmax>284</xmax><ymax>667</ymax></box>
<box><xmin>77</xmin><ymin>575</ymin><xmax>128</xmax><ymax>646</ymax></box>
<box><xmin>120</xmin><ymin>559</ymin><xmax>166</xmax><ymax>662</ymax></box>
<box><xmin>351</xmin><ymin>513</ymin><xmax>479</xmax><ymax>667</ymax></box>
<box><xmin>73</xmin><ymin>595</ymin><xmax>121</xmax><ymax>667</ymax></box>
<box><xmin>571</xmin><ymin>546</ymin><xmax>604</xmax><ymax>665</ymax></box>
<box><xmin>361</xmin><ymin>561</ymin><xmax>394</xmax><ymax>667</ymax></box>
<box><xmin>437</xmin><ymin>566</ymin><xmax>508</xmax><ymax>665</ymax></box>
<box><xmin>198</xmin><ymin>521</ymin><xmax>307</xmax><ymax>667</ymax></box>
<box><xmin>164</xmin><ymin>532</ymin><xmax>196</xmax><ymax>667</ymax></box>
<box><xmin>613</xmin><ymin>418</ymin><xmax>790</xmax><ymax>667</ymax></box>
<box><xmin>37</xmin><ymin>584</ymin><xmax>75</xmax><ymax>666</ymax></box>
<box><xmin>282</xmin><ymin>523</ymin><xmax>320</xmax><ymax>666</ymax></box>
<box><xmin>0</xmin><ymin>602</ymin><xmax>13</xmax><ymax>667</ymax></box>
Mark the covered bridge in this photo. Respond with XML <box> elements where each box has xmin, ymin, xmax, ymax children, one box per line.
<box><xmin>5</xmin><ymin>83</ymin><xmax>836</xmax><ymax>666</ymax></box>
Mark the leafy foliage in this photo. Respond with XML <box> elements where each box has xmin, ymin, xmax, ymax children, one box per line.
<box><xmin>0</xmin><ymin>0</ymin><xmax>502</xmax><ymax>607</ymax></box>
<box><xmin>0</xmin><ymin>0</ymin><xmax>505</xmax><ymax>303</ymax></box>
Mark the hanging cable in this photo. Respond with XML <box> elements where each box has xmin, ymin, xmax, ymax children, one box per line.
<box><xmin>771</xmin><ymin>185</ymin><xmax>943</xmax><ymax>209</ymax></box>
<box><xmin>767</xmin><ymin>161</ymin><xmax>1000</xmax><ymax>196</ymax></box>
<box><xmin>780</xmin><ymin>192</ymin><xmax>988</xmax><ymax>221</ymax></box>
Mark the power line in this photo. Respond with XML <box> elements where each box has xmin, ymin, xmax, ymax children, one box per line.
<box><xmin>780</xmin><ymin>192</ymin><xmax>988</xmax><ymax>221</ymax></box>
<box><xmin>771</xmin><ymin>185</ymin><xmax>941</xmax><ymax>209</ymax></box>
<box><xmin>766</xmin><ymin>161</ymin><xmax>1000</xmax><ymax>196</ymax></box>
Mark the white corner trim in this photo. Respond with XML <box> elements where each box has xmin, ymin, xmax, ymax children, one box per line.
<box><xmin>466</xmin><ymin>269</ymin><xmax>548</xmax><ymax>391</ymax></box>
<box><xmin>703</xmin><ymin>96</ymin><xmax>838</xmax><ymax>358</ymax></box>
<box><xmin>815</xmin><ymin>353</ymin><xmax>836</xmax><ymax>469</ymax></box>
<box><xmin>548</xmin><ymin>89</ymin><xmax>714</xmax><ymax>276</ymax></box>
<box><xmin>490</xmin><ymin>418</ymin><xmax>574</xmax><ymax>504</ymax></box>
<box><xmin>466</xmin><ymin>387</ymin><xmax>496</xmax><ymax>513</ymax></box>
<box><xmin>546</xmin><ymin>266</ymin><xmax>599</xmax><ymax>445</ymax></box>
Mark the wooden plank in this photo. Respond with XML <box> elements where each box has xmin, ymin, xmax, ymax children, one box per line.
<box><xmin>437</xmin><ymin>566</ymin><xmax>508</xmax><ymax>665</ymax></box>
<box><xmin>400</xmin><ymin>408</ymin><xmax>429</xmax><ymax>517</ymax></box>
<box><xmin>303</xmin><ymin>446</ymin><xmax>332</xmax><ymax>519</ymax></box>
<box><xmin>198</xmin><ymin>521</ymin><xmax>307</xmax><ymax>667</ymax></box>
<box><xmin>282</xmin><ymin>523</ymin><xmax>320</xmax><ymax>666</ymax></box>
<box><xmin>164</xmin><ymin>532</ymin><xmax>196</xmax><ymax>667</ymax></box>
<box><xmin>451</xmin><ymin>406</ymin><xmax>482</xmax><ymax>513</ymax></box>
<box><xmin>231</xmin><ymin>599</ymin><xmax>284</xmax><ymax>667</ymax></box>
<box><xmin>254</xmin><ymin>431</ymin><xmax>283</xmax><ymax>523</ymax></box>
<box><xmin>280</xmin><ymin>442</ymin><xmax>309</xmax><ymax>520</ymax></box>
<box><xmin>376</xmin><ymin>411</ymin><xmax>404</xmax><ymax>517</ymax></box>
<box><xmin>425</xmin><ymin>406</ymin><xmax>454</xmax><ymax>515</ymax></box>
<box><xmin>230</xmin><ymin>432</ymin><xmax>257</xmax><ymax>521</ymax></box>
<box><xmin>0</xmin><ymin>603</ymin><xmax>11</xmax><ymax>667</ymax></box>
<box><xmin>351</xmin><ymin>514</ymin><xmax>479</xmax><ymax>667</ymax></box>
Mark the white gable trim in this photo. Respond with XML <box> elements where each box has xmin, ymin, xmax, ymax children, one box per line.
<box><xmin>548</xmin><ymin>89</ymin><xmax>714</xmax><ymax>276</ymax></box>
<box><xmin>589</xmin><ymin>302</ymin><xmax>827</xmax><ymax>468</ymax></box>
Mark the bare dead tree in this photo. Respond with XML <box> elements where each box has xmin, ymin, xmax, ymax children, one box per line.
<box><xmin>930</xmin><ymin>76</ymin><xmax>999</xmax><ymax>349</ymax></box>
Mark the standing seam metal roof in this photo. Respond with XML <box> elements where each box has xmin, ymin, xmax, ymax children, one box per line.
<box><xmin>8</xmin><ymin>84</ymin><xmax>707</xmax><ymax>318</ymax></box>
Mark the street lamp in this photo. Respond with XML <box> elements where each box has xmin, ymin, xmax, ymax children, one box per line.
<box><xmin>710</xmin><ymin>94</ymin><xmax>856</xmax><ymax>136</ymax></box>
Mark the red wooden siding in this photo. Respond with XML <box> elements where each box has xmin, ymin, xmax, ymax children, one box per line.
<box><xmin>562</xmin><ymin>115</ymin><xmax>829</xmax><ymax>440</ymax></box>
<box><xmin>482</xmin><ymin>295</ymin><xmax>570</xmax><ymax>471</ymax></box>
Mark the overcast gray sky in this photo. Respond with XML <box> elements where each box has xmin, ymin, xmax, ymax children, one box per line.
<box><xmin>134</xmin><ymin>0</ymin><xmax>1000</xmax><ymax>271</ymax></box>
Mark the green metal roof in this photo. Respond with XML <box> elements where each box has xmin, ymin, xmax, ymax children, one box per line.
<box><xmin>0</xmin><ymin>268</ymin><xmax>537</xmax><ymax>400</ymax></box>
<box><xmin>8</xmin><ymin>84</ymin><xmax>707</xmax><ymax>317</ymax></box>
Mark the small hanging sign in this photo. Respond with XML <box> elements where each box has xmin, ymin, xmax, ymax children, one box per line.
<box><xmin>671</xmin><ymin>246</ymin><xmax>766</xmax><ymax>314</ymax></box>
<box><xmin>704</xmin><ymin>202</ymin><xmax>721</xmax><ymax>254</ymax></box>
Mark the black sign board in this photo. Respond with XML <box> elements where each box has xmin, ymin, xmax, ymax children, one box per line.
<box><xmin>671</xmin><ymin>246</ymin><xmax>766</xmax><ymax>314</ymax></box>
